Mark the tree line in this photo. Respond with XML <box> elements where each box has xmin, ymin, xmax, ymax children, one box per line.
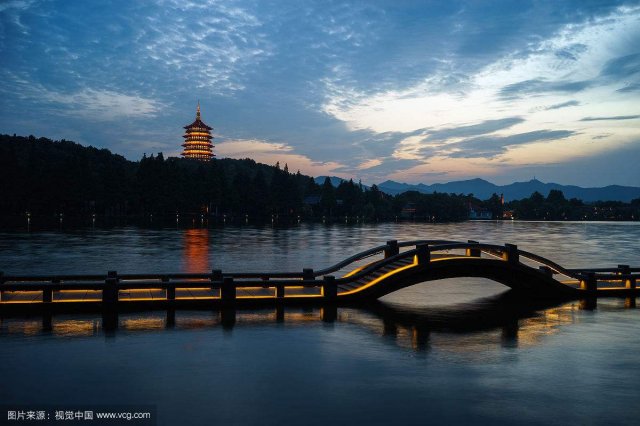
<box><xmin>0</xmin><ymin>135</ymin><xmax>637</xmax><ymax>224</ymax></box>
<box><xmin>0</xmin><ymin>135</ymin><xmax>471</xmax><ymax>223</ymax></box>
<box><xmin>505</xmin><ymin>189</ymin><xmax>640</xmax><ymax>221</ymax></box>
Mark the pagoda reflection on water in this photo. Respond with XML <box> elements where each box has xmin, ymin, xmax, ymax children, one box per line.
<box><xmin>181</xmin><ymin>102</ymin><xmax>214</xmax><ymax>161</ymax></box>
<box><xmin>182</xmin><ymin>229</ymin><xmax>210</xmax><ymax>273</ymax></box>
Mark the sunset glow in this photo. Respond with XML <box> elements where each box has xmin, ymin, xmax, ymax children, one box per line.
<box><xmin>1</xmin><ymin>1</ymin><xmax>638</xmax><ymax>186</ymax></box>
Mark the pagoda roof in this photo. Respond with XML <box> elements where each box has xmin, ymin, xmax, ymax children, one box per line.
<box><xmin>183</xmin><ymin>118</ymin><xmax>213</xmax><ymax>130</ymax></box>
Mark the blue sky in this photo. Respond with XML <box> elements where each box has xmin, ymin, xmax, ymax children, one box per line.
<box><xmin>1</xmin><ymin>0</ymin><xmax>639</xmax><ymax>186</ymax></box>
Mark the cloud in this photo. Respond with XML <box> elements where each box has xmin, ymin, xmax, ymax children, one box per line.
<box><xmin>356</xmin><ymin>159</ymin><xmax>382</xmax><ymax>170</ymax></box>
<box><xmin>43</xmin><ymin>89</ymin><xmax>163</xmax><ymax>120</ymax></box>
<box><xmin>554</xmin><ymin>43</ymin><xmax>588</xmax><ymax>61</ymax></box>
<box><xmin>592</xmin><ymin>134</ymin><xmax>612</xmax><ymax>140</ymax></box>
<box><xmin>617</xmin><ymin>83</ymin><xmax>640</xmax><ymax>93</ymax></box>
<box><xmin>1</xmin><ymin>0</ymin><xmax>274</xmax><ymax>98</ymax></box>
<box><xmin>448</xmin><ymin>130</ymin><xmax>575</xmax><ymax>159</ymax></box>
<box><xmin>389</xmin><ymin>117</ymin><xmax>540</xmax><ymax>161</ymax></box>
<box><xmin>425</xmin><ymin>117</ymin><xmax>525</xmax><ymax>141</ymax></box>
<box><xmin>216</xmin><ymin>139</ymin><xmax>347</xmax><ymax>177</ymax></box>
<box><xmin>492</xmin><ymin>141</ymin><xmax>640</xmax><ymax>186</ymax></box>
<box><xmin>0</xmin><ymin>0</ymin><xmax>35</xmax><ymax>13</ymax></box>
<box><xmin>353</xmin><ymin>158</ymin><xmax>425</xmax><ymax>183</ymax></box>
<box><xmin>498</xmin><ymin>79</ymin><xmax>591</xmax><ymax>100</ymax></box>
<box><xmin>319</xmin><ymin>4</ymin><xmax>640</xmax><ymax>182</ymax></box>
<box><xmin>1</xmin><ymin>0</ymin><xmax>640</xmax><ymax>188</ymax></box>
<box><xmin>545</xmin><ymin>100</ymin><xmax>580</xmax><ymax>110</ymax></box>
<box><xmin>0</xmin><ymin>0</ymin><xmax>36</xmax><ymax>37</ymax></box>
<box><xmin>322</xmin><ymin>5</ymin><xmax>640</xmax><ymax>130</ymax></box>
<box><xmin>580</xmin><ymin>115</ymin><xmax>640</xmax><ymax>121</ymax></box>
<box><xmin>215</xmin><ymin>140</ymin><xmax>293</xmax><ymax>155</ymax></box>
<box><xmin>140</xmin><ymin>0</ymin><xmax>273</xmax><ymax>94</ymax></box>
<box><xmin>0</xmin><ymin>70</ymin><xmax>163</xmax><ymax>120</ymax></box>
<box><xmin>600</xmin><ymin>53</ymin><xmax>640</xmax><ymax>79</ymax></box>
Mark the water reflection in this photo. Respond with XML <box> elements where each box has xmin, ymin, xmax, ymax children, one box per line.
<box><xmin>2</xmin><ymin>295</ymin><xmax>636</xmax><ymax>354</ymax></box>
<box><xmin>2</xmin><ymin>221</ymin><xmax>638</xmax><ymax>276</ymax></box>
<box><xmin>182</xmin><ymin>229</ymin><xmax>210</xmax><ymax>272</ymax></box>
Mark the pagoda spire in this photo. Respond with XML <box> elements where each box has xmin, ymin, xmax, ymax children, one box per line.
<box><xmin>196</xmin><ymin>101</ymin><xmax>201</xmax><ymax>120</ymax></box>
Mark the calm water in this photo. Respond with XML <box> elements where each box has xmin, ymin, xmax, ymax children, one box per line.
<box><xmin>1</xmin><ymin>222</ymin><xmax>639</xmax><ymax>425</ymax></box>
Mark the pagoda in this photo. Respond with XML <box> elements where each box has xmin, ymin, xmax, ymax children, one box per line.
<box><xmin>181</xmin><ymin>102</ymin><xmax>214</xmax><ymax>161</ymax></box>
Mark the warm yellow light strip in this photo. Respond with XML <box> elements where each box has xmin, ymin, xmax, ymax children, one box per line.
<box><xmin>339</xmin><ymin>255</ymin><xmax>418</xmax><ymax>296</ymax></box>
<box><xmin>237</xmin><ymin>287</ymin><xmax>276</xmax><ymax>291</ymax></box>
<box><xmin>174</xmin><ymin>296</ymin><xmax>218</xmax><ymax>300</ymax></box>
<box><xmin>429</xmin><ymin>256</ymin><xmax>465</xmax><ymax>262</ymax></box>
<box><xmin>178</xmin><ymin>288</ymin><xmax>218</xmax><ymax>291</ymax></box>
<box><xmin>119</xmin><ymin>299</ymin><xmax>159</xmax><ymax>302</ymax></box>
<box><xmin>284</xmin><ymin>294</ymin><xmax>323</xmax><ymax>298</ymax></box>
<box><xmin>342</xmin><ymin>260</ymin><xmax>379</xmax><ymax>278</ymax></box>
<box><xmin>237</xmin><ymin>296</ymin><xmax>277</xmax><ymax>299</ymax></box>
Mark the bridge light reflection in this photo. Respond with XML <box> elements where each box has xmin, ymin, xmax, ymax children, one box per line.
<box><xmin>0</xmin><ymin>299</ymin><xmax>629</xmax><ymax>357</ymax></box>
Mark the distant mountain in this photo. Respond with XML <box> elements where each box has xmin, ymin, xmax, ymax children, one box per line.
<box><xmin>314</xmin><ymin>176</ymin><xmax>346</xmax><ymax>187</ymax></box>
<box><xmin>376</xmin><ymin>178</ymin><xmax>640</xmax><ymax>202</ymax></box>
<box><xmin>314</xmin><ymin>176</ymin><xmax>370</xmax><ymax>190</ymax></box>
<box><xmin>377</xmin><ymin>178</ymin><xmax>497</xmax><ymax>197</ymax></box>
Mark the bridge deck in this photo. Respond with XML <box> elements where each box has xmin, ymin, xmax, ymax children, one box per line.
<box><xmin>1</xmin><ymin>240</ymin><xmax>638</xmax><ymax>311</ymax></box>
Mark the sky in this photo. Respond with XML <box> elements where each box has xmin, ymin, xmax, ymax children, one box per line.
<box><xmin>1</xmin><ymin>0</ymin><xmax>639</xmax><ymax>186</ymax></box>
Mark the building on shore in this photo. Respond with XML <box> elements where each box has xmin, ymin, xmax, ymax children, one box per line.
<box><xmin>181</xmin><ymin>103</ymin><xmax>214</xmax><ymax>161</ymax></box>
<box><xmin>468</xmin><ymin>202</ymin><xmax>492</xmax><ymax>220</ymax></box>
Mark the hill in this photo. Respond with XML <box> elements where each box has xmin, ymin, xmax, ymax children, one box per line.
<box><xmin>377</xmin><ymin>178</ymin><xmax>640</xmax><ymax>202</ymax></box>
<box><xmin>0</xmin><ymin>134</ymin><xmax>463</xmax><ymax>223</ymax></box>
<box><xmin>1</xmin><ymin>135</ymin><xmax>636</xmax><ymax>225</ymax></box>
<box><xmin>0</xmin><ymin>134</ymin><xmax>313</xmax><ymax>219</ymax></box>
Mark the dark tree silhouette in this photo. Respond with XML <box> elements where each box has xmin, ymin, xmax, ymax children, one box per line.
<box><xmin>1</xmin><ymin>134</ymin><xmax>636</xmax><ymax>225</ymax></box>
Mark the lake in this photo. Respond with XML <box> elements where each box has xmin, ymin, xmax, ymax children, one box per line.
<box><xmin>1</xmin><ymin>221</ymin><xmax>639</xmax><ymax>425</ymax></box>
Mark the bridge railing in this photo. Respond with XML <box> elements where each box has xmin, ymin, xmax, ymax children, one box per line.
<box><xmin>313</xmin><ymin>239</ymin><xmax>457</xmax><ymax>277</ymax></box>
<box><xmin>0</xmin><ymin>240</ymin><xmax>450</xmax><ymax>304</ymax></box>
<box><xmin>2</xmin><ymin>240</ymin><xmax>638</xmax><ymax>304</ymax></box>
<box><xmin>0</xmin><ymin>239</ymin><xmax>464</xmax><ymax>286</ymax></box>
<box><xmin>331</xmin><ymin>247</ymin><xmax>422</xmax><ymax>285</ymax></box>
<box><xmin>423</xmin><ymin>242</ymin><xmax>639</xmax><ymax>284</ymax></box>
<box><xmin>329</xmin><ymin>240</ymin><xmax>570</xmax><ymax>285</ymax></box>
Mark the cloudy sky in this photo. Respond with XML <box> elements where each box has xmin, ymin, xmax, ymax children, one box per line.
<box><xmin>1</xmin><ymin>0</ymin><xmax>639</xmax><ymax>186</ymax></box>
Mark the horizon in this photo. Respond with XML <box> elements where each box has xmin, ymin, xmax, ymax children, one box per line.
<box><xmin>1</xmin><ymin>1</ymin><xmax>639</xmax><ymax>187</ymax></box>
<box><xmin>9</xmin><ymin>132</ymin><xmax>640</xmax><ymax>191</ymax></box>
<box><xmin>317</xmin><ymin>175</ymin><xmax>640</xmax><ymax>189</ymax></box>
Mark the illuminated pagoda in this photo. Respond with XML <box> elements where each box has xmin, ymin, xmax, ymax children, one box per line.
<box><xmin>181</xmin><ymin>102</ymin><xmax>214</xmax><ymax>161</ymax></box>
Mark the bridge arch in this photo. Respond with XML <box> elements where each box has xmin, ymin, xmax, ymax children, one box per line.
<box><xmin>337</xmin><ymin>255</ymin><xmax>579</xmax><ymax>301</ymax></box>
<box><xmin>331</xmin><ymin>241</ymin><xmax>592</xmax><ymax>301</ymax></box>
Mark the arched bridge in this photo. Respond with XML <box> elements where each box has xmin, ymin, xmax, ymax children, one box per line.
<box><xmin>1</xmin><ymin>240</ymin><xmax>638</xmax><ymax>310</ymax></box>
<box><xmin>330</xmin><ymin>240</ymin><xmax>638</xmax><ymax>300</ymax></box>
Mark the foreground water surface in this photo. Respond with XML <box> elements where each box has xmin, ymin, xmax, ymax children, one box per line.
<box><xmin>1</xmin><ymin>221</ymin><xmax>639</xmax><ymax>425</ymax></box>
